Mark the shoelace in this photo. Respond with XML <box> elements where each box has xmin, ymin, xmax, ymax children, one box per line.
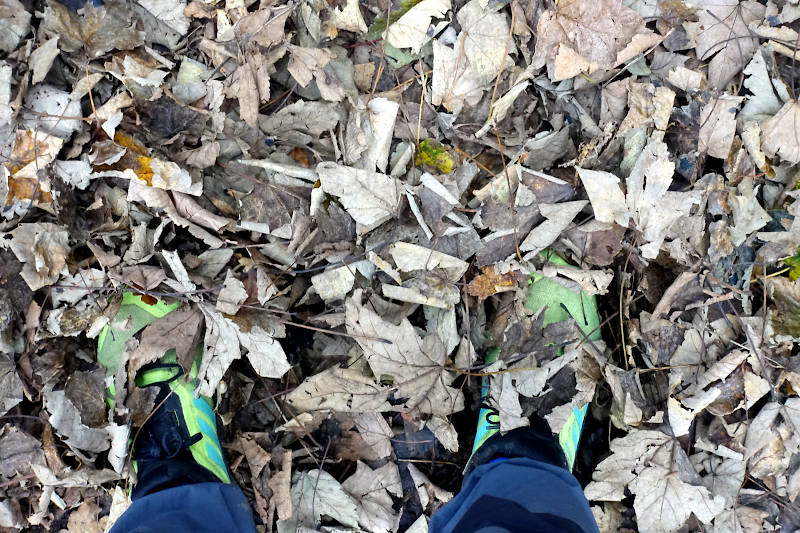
<box><xmin>479</xmin><ymin>401</ymin><xmax>501</xmax><ymax>431</ymax></box>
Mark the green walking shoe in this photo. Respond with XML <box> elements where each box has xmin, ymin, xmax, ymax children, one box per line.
<box><xmin>98</xmin><ymin>292</ymin><xmax>230</xmax><ymax>485</ymax></box>
<box><xmin>470</xmin><ymin>250</ymin><xmax>601</xmax><ymax>472</ymax></box>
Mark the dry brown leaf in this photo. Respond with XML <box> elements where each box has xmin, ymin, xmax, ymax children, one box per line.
<box><xmin>6</xmin><ymin>222</ymin><xmax>69</xmax><ymax>290</ymax></box>
<box><xmin>346</xmin><ymin>291</ymin><xmax>464</xmax><ymax>415</ymax></box>
<box><xmin>280</xmin><ymin>469</ymin><xmax>360</xmax><ymax>530</ymax></box>
<box><xmin>466</xmin><ymin>265</ymin><xmax>516</xmax><ymax>300</ymax></box>
<box><xmin>44</xmin><ymin>390</ymin><xmax>110</xmax><ymax>453</ymax></box>
<box><xmin>693</xmin><ymin>1</ymin><xmax>766</xmax><ymax>89</ymax></box>
<box><xmin>342</xmin><ymin>462</ymin><xmax>402</xmax><ymax>533</ymax></box>
<box><xmin>30</xmin><ymin>37</ymin><xmax>60</xmax><ymax>84</ymax></box>
<box><xmin>317</xmin><ymin>162</ymin><xmax>402</xmax><ymax>233</ymax></box>
<box><xmin>761</xmin><ymin>100</ymin><xmax>800</xmax><ymax>164</ymax></box>
<box><xmin>698</xmin><ymin>95</ymin><xmax>743</xmax><ymax>159</ymax></box>
<box><xmin>128</xmin><ymin>304</ymin><xmax>203</xmax><ymax>376</ymax></box>
<box><xmin>532</xmin><ymin>0</ymin><xmax>658</xmax><ymax>81</ymax></box>
<box><xmin>42</xmin><ymin>0</ymin><xmax>144</xmax><ymax>58</ymax></box>
<box><xmin>268</xmin><ymin>449</ymin><xmax>292</xmax><ymax>522</ymax></box>
<box><xmin>64</xmin><ymin>499</ymin><xmax>106</xmax><ymax>533</ymax></box>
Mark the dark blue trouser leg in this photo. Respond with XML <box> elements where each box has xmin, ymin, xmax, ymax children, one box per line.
<box><xmin>430</xmin><ymin>422</ymin><xmax>599</xmax><ymax>533</ymax></box>
<box><xmin>109</xmin><ymin>482</ymin><xmax>257</xmax><ymax>533</ymax></box>
<box><xmin>429</xmin><ymin>458</ymin><xmax>598</xmax><ymax>533</ymax></box>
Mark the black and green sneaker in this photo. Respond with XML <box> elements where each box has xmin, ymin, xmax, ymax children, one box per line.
<box><xmin>98</xmin><ymin>293</ymin><xmax>230</xmax><ymax>494</ymax></box>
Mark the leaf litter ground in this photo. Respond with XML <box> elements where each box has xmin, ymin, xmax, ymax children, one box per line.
<box><xmin>1</xmin><ymin>0</ymin><xmax>800</xmax><ymax>531</ymax></box>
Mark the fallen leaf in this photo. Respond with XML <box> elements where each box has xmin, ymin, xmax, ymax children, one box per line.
<box><xmin>579</xmin><ymin>139</ymin><xmax>702</xmax><ymax>259</ymax></box>
<box><xmin>236</xmin><ymin>316</ymin><xmax>291</xmax><ymax>380</ymax></box>
<box><xmin>532</xmin><ymin>0</ymin><xmax>658</xmax><ymax>81</ymax></box>
<box><xmin>456</xmin><ymin>0</ymin><xmax>515</xmax><ymax>85</ymax></box>
<box><xmin>129</xmin><ymin>304</ymin><xmax>202</xmax><ymax>376</ymax></box>
<box><xmin>269</xmin><ymin>449</ymin><xmax>293</xmax><ymax>522</ymax></box>
<box><xmin>311</xmin><ymin>265</ymin><xmax>357</xmax><ymax>302</ymax></box>
<box><xmin>693</xmin><ymin>1</ymin><xmax>766</xmax><ymax>89</ymax></box>
<box><xmin>630</xmin><ymin>466</ymin><xmax>725</xmax><ymax>532</ymax></box>
<box><xmin>197</xmin><ymin>304</ymin><xmax>241</xmax><ymax>396</ymax></box>
<box><xmin>728</xmin><ymin>181</ymin><xmax>772</xmax><ymax>247</ymax></box>
<box><xmin>466</xmin><ymin>265</ymin><xmax>516</xmax><ymax>300</ymax></box>
<box><xmin>287</xmin><ymin>44</ymin><xmax>335</xmax><ymax>88</ymax></box>
<box><xmin>54</xmin><ymin>160</ymin><xmax>94</xmax><ymax>190</ymax></box>
<box><xmin>0</xmin><ymin>353</ymin><xmax>23</xmax><ymax>416</ymax></box>
<box><xmin>65</xmin><ymin>368</ymin><xmax>106</xmax><ymax>428</ymax></box>
<box><xmin>197</xmin><ymin>305</ymin><xmax>290</xmax><ymax>396</ymax></box>
<box><xmin>698</xmin><ymin>95</ymin><xmax>743</xmax><ymax>159</ymax></box>
<box><xmin>739</xmin><ymin>45</ymin><xmax>791</xmax><ymax>123</ymax></box>
<box><xmin>65</xmin><ymin>499</ymin><xmax>107</xmax><ymax>533</ymax></box>
<box><xmin>30</xmin><ymin>37</ymin><xmax>60</xmax><ymax>85</ymax></box>
<box><xmin>385</xmin><ymin>0</ymin><xmax>450</xmax><ymax>54</ymax></box>
<box><xmin>346</xmin><ymin>292</ymin><xmax>464</xmax><ymax>415</ymax></box>
<box><xmin>0</xmin><ymin>425</ymin><xmax>46</xmax><ymax>479</ymax></box>
<box><xmin>280</xmin><ymin>469</ymin><xmax>360</xmax><ymax>530</ymax></box>
<box><xmin>353</xmin><ymin>413</ymin><xmax>393</xmax><ymax>458</ymax></box>
<box><xmin>138</xmin><ymin>0</ymin><xmax>190</xmax><ymax>36</ymax></box>
<box><xmin>342</xmin><ymin>462</ymin><xmax>402</xmax><ymax>533</ymax></box>
<box><xmin>333</xmin><ymin>0</ymin><xmax>368</xmax><ymax>34</ymax></box>
<box><xmin>42</xmin><ymin>0</ymin><xmax>144</xmax><ymax>59</ymax></box>
<box><xmin>416</xmin><ymin>139</ymin><xmax>454</xmax><ymax>174</ymax></box>
<box><xmin>317</xmin><ymin>162</ymin><xmax>402</xmax><ymax>233</ymax></box>
<box><xmin>44</xmin><ymin>390</ymin><xmax>110</xmax><ymax>453</ymax></box>
<box><xmin>407</xmin><ymin>463</ymin><xmax>453</xmax><ymax>511</ymax></box>
<box><xmin>761</xmin><ymin>100</ymin><xmax>800</xmax><ymax>164</ymax></box>
<box><xmin>430</xmin><ymin>0</ymin><xmax>513</xmax><ymax>111</ymax></box>
<box><xmin>389</xmin><ymin>241</ymin><xmax>468</xmax><ymax>281</ymax></box>
<box><xmin>5</xmin><ymin>222</ymin><xmax>69</xmax><ymax>290</ymax></box>
<box><xmin>520</xmin><ymin>200</ymin><xmax>587</xmax><ymax>256</ymax></box>
<box><xmin>217</xmin><ymin>270</ymin><xmax>248</xmax><ymax>315</ymax></box>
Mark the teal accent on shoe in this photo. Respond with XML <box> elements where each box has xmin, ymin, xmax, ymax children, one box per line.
<box><xmin>471</xmin><ymin>347</ymin><xmax>500</xmax><ymax>457</ymax></box>
<box><xmin>193</xmin><ymin>396</ymin><xmax>229</xmax><ymax>482</ymax></box>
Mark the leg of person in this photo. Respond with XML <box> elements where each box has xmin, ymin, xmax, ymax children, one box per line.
<box><xmin>110</xmin><ymin>482</ymin><xmax>256</xmax><ymax>533</ymax></box>
<box><xmin>429</xmin><ymin>425</ymin><xmax>598</xmax><ymax>533</ymax></box>
<box><xmin>98</xmin><ymin>293</ymin><xmax>257</xmax><ymax>533</ymax></box>
<box><xmin>433</xmin><ymin>250</ymin><xmax>602</xmax><ymax>532</ymax></box>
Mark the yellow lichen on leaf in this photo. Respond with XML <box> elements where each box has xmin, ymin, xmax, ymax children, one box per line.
<box><xmin>112</xmin><ymin>132</ymin><xmax>154</xmax><ymax>185</ymax></box>
<box><xmin>416</xmin><ymin>138</ymin><xmax>455</xmax><ymax>174</ymax></box>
